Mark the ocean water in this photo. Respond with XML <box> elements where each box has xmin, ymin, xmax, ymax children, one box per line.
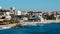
<box><xmin>0</xmin><ymin>23</ymin><xmax>60</xmax><ymax>34</ymax></box>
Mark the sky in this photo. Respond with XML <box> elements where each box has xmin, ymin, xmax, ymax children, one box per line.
<box><xmin>0</xmin><ymin>0</ymin><xmax>60</xmax><ymax>11</ymax></box>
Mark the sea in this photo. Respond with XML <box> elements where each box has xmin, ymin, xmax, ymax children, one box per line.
<box><xmin>0</xmin><ymin>22</ymin><xmax>60</xmax><ymax>34</ymax></box>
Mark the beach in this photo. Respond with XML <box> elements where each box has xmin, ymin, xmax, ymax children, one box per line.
<box><xmin>18</xmin><ymin>19</ymin><xmax>60</xmax><ymax>26</ymax></box>
<box><xmin>0</xmin><ymin>19</ymin><xmax>60</xmax><ymax>30</ymax></box>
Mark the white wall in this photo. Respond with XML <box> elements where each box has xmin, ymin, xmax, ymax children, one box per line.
<box><xmin>21</xmin><ymin>11</ymin><xmax>27</xmax><ymax>15</ymax></box>
<box><xmin>15</xmin><ymin>10</ymin><xmax>21</xmax><ymax>15</ymax></box>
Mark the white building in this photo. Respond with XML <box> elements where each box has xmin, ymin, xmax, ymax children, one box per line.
<box><xmin>15</xmin><ymin>10</ymin><xmax>27</xmax><ymax>15</ymax></box>
<box><xmin>21</xmin><ymin>11</ymin><xmax>27</xmax><ymax>15</ymax></box>
<box><xmin>15</xmin><ymin>10</ymin><xmax>21</xmax><ymax>15</ymax></box>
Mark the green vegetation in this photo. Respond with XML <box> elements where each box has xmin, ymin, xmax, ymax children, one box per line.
<box><xmin>9</xmin><ymin>19</ymin><xmax>19</xmax><ymax>24</ymax></box>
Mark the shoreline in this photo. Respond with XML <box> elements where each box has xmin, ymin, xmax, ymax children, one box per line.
<box><xmin>0</xmin><ymin>20</ymin><xmax>60</xmax><ymax>30</ymax></box>
<box><xmin>0</xmin><ymin>23</ymin><xmax>17</xmax><ymax>30</ymax></box>
<box><xmin>18</xmin><ymin>20</ymin><xmax>60</xmax><ymax>26</ymax></box>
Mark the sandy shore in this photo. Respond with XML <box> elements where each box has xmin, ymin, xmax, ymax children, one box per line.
<box><xmin>19</xmin><ymin>19</ymin><xmax>60</xmax><ymax>25</ymax></box>
<box><xmin>0</xmin><ymin>20</ymin><xmax>60</xmax><ymax>30</ymax></box>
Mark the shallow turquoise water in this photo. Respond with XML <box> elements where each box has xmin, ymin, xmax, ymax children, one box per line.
<box><xmin>0</xmin><ymin>23</ymin><xmax>60</xmax><ymax>34</ymax></box>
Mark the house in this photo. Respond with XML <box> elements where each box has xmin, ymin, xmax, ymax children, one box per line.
<box><xmin>15</xmin><ymin>10</ymin><xmax>21</xmax><ymax>15</ymax></box>
<box><xmin>42</xmin><ymin>12</ymin><xmax>56</xmax><ymax>20</ymax></box>
<box><xmin>28</xmin><ymin>11</ymin><xmax>44</xmax><ymax>22</ymax></box>
<box><xmin>15</xmin><ymin>10</ymin><xmax>28</xmax><ymax>15</ymax></box>
<box><xmin>21</xmin><ymin>11</ymin><xmax>27</xmax><ymax>15</ymax></box>
<box><xmin>53</xmin><ymin>12</ymin><xmax>60</xmax><ymax>20</ymax></box>
<box><xmin>0</xmin><ymin>9</ymin><xmax>11</xmax><ymax>25</ymax></box>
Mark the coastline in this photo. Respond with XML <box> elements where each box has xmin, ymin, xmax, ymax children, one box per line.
<box><xmin>18</xmin><ymin>20</ymin><xmax>60</xmax><ymax>26</ymax></box>
<box><xmin>0</xmin><ymin>23</ymin><xmax>17</xmax><ymax>30</ymax></box>
<box><xmin>0</xmin><ymin>20</ymin><xmax>60</xmax><ymax>30</ymax></box>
